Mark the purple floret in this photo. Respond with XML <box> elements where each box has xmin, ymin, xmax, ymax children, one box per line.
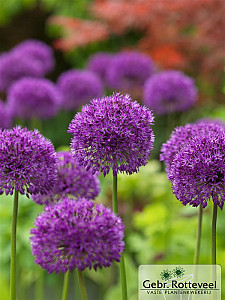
<box><xmin>0</xmin><ymin>52</ymin><xmax>43</xmax><ymax>92</ymax></box>
<box><xmin>32</xmin><ymin>152</ymin><xmax>100</xmax><ymax>205</ymax></box>
<box><xmin>169</xmin><ymin>130</ymin><xmax>225</xmax><ymax>209</ymax></box>
<box><xmin>12</xmin><ymin>39</ymin><xmax>55</xmax><ymax>75</ymax></box>
<box><xmin>143</xmin><ymin>70</ymin><xmax>197</xmax><ymax>114</ymax></box>
<box><xmin>0</xmin><ymin>99</ymin><xmax>12</xmax><ymax>128</ymax></box>
<box><xmin>86</xmin><ymin>52</ymin><xmax>114</xmax><ymax>82</ymax></box>
<box><xmin>57</xmin><ymin>70</ymin><xmax>103</xmax><ymax>110</ymax></box>
<box><xmin>7</xmin><ymin>77</ymin><xmax>62</xmax><ymax>120</ymax></box>
<box><xmin>30</xmin><ymin>197</ymin><xmax>125</xmax><ymax>273</ymax></box>
<box><xmin>160</xmin><ymin>120</ymin><xmax>225</xmax><ymax>176</ymax></box>
<box><xmin>0</xmin><ymin>126</ymin><xmax>57</xmax><ymax>196</ymax></box>
<box><xmin>106</xmin><ymin>51</ymin><xmax>154</xmax><ymax>92</ymax></box>
<box><xmin>68</xmin><ymin>93</ymin><xmax>154</xmax><ymax>176</ymax></box>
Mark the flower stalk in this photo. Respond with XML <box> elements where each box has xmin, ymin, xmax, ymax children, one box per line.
<box><xmin>194</xmin><ymin>204</ymin><xmax>203</xmax><ymax>265</ymax></box>
<box><xmin>10</xmin><ymin>190</ymin><xmax>19</xmax><ymax>300</ymax></box>
<box><xmin>212</xmin><ymin>203</ymin><xmax>218</xmax><ymax>265</ymax></box>
<box><xmin>61</xmin><ymin>271</ymin><xmax>70</xmax><ymax>300</ymax></box>
<box><xmin>77</xmin><ymin>270</ymin><xmax>88</xmax><ymax>300</ymax></box>
<box><xmin>113</xmin><ymin>175</ymin><xmax>128</xmax><ymax>300</ymax></box>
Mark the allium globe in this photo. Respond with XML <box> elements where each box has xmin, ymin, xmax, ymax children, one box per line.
<box><xmin>106</xmin><ymin>51</ymin><xmax>154</xmax><ymax>93</ymax></box>
<box><xmin>7</xmin><ymin>78</ymin><xmax>62</xmax><ymax>120</ymax></box>
<box><xmin>169</xmin><ymin>130</ymin><xmax>225</xmax><ymax>209</ymax></box>
<box><xmin>0</xmin><ymin>52</ymin><xmax>43</xmax><ymax>92</ymax></box>
<box><xmin>0</xmin><ymin>99</ymin><xmax>12</xmax><ymax>128</ymax></box>
<box><xmin>143</xmin><ymin>70</ymin><xmax>197</xmax><ymax>114</ymax></box>
<box><xmin>160</xmin><ymin>120</ymin><xmax>225</xmax><ymax>175</ymax></box>
<box><xmin>0</xmin><ymin>126</ymin><xmax>57</xmax><ymax>196</ymax></box>
<box><xmin>32</xmin><ymin>152</ymin><xmax>100</xmax><ymax>205</ymax></box>
<box><xmin>12</xmin><ymin>39</ymin><xmax>55</xmax><ymax>75</ymax></box>
<box><xmin>30</xmin><ymin>197</ymin><xmax>125</xmax><ymax>273</ymax></box>
<box><xmin>57</xmin><ymin>70</ymin><xmax>103</xmax><ymax>110</ymax></box>
<box><xmin>68</xmin><ymin>93</ymin><xmax>155</xmax><ymax>176</ymax></box>
<box><xmin>86</xmin><ymin>52</ymin><xmax>114</xmax><ymax>82</ymax></box>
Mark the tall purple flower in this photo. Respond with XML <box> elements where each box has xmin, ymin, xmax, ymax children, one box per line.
<box><xmin>30</xmin><ymin>197</ymin><xmax>125</xmax><ymax>273</ymax></box>
<box><xmin>12</xmin><ymin>39</ymin><xmax>55</xmax><ymax>75</ymax></box>
<box><xmin>160</xmin><ymin>120</ymin><xmax>225</xmax><ymax>175</ymax></box>
<box><xmin>0</xmin><ymin>126</ymin><xmax>57</xmax><ymax>196</ymax></box>
<box><xmin>106</xmin><ymin>51</ymin><xmax>154</xmax><ymax>95</ymax></box>
<box><xmin>143</xmin><ymin>71</ymin><xmax>197</xmax><ymax>114</ymax></box>
<box><xmin>0</xmin><ymin>99</ymin><xmax>12</xmax><ymax>128</ymax></box>
<box><xmin>169</xmin><ymin>130</ymin><xmax>225</xmax><ymax>209</ymax></box>
<box><xmin>32</xmin><ymin>151</ymin><xmax>100</xmax><ymax>205</ymax></box>
<box><xmin>68</xmin><ymin>93</ymin><xmax>154</xmax><ymax>176</ymax></box>
<box><xmin>86</xmin><ymin>52</ymin><xmax>114</xmax><ymax>82</ymax></box>
<box><xmin>57</xmin><ymin>70</ymin><xmax>103</xmax><ymax>110</ymax></box>
<box><xmin>0</xmin><ymin>52</ymin><xmax>43</xmax><ymax>92</ymax></box>
<box><xmin>7</xmin><ymin>78</ymin><xmax>62</xmax><ymax>120</ymax></box>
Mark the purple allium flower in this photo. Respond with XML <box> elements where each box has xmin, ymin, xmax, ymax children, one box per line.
<box><xmin>12</xmin><ymin>39</ymin><xmax>55</xmax><ymax>75</ymax></box>
<box><xmin>32</xmin><ymin>152</ymin><xmax>100</xmax><ymax>205</ymax></box>
<box><xmin>0</xmin><ymin>52</ymin><xmax>43</xmax><ymax>92</ymax></box>
<box><xmin>86</xmin><ymin>52</ymin><xmax>114</xmax><ymax>82</ymax></box>
<box><xmin>68</xmin><ymin>93</ymin><xmax>154</xmax><ymax>176</ymax></box>
<box><xmin>160</xmin><ymin>120</ymin><xmax>225</xmax><ymax>175</ymax></box>
<box><xmin>30</xmin><ymin>197</ymin><xmax>125</xmax><ymax>273</ymax></box>
<box><xmin>106</xmin><ymin>51</ymin><xmax>154</xmax><ymax>93</ymax></box>
<box><xmin>0</xmin><ymin>126</ymin><xmax>57</xmax><ymax>196</ymax></box>
<box><xmin>7</xmin><ymin>78</ymin><xmax>62</xmax><ymax>120</ymax></box>
<box><xmin>143</xmin><ymin>71</ymin><xmax>197</xmax><ymax>114</ymax></box>
<box><xmin>0</xmin><ymin>99</ymin><xmax>12</xmax><ymax>128</ymax></box>
<box><xmin>57</xmin><ymin>70</ymin><xmax>103</xmax><ymax>110</ymax></box>
<box><xmin>169</xmin><ymin>130</ymin><xmax>225</xmax><ymax>209</ymax></box>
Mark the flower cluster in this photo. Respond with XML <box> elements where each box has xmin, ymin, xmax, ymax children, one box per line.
<box><xmin>87</xmin><ymin>52</ymin><xmax>113</xmax><ymax>82</ymax></box>
<box><xmin>0</xmin><ymin>53</ymin><xmax>42</xmax><ymax>92</ymax></box>
<box><xmin>106</xmin><ymin>51</ymin><xmax>154</xmax><ymax>92</ymax></box>
<box><xmin>12</xmin><ymin>39</ymin><xmax>55</xmax><ymax>76</ymax></box>
<box><xmin>160</xmin><ymin>121</ymin><xmax>225</xmax><ymax>175</ymax></box>
<box><xmin>7</xmin><ymin>78</ymin><xmax>62</xmax><ymax>120</ymax></box>
<box><xmin>57</xmin><ymin>70</ymin><xmax>103</xmax><ymax>110</ymax></box>
<box><xmin>68</xmin><ymin>93</ymin><xmax>154</xmax><ymax>176</ymax></box>
<box><xmin>0</xmin><ymin>99</ymin><xmax>12</xmax><ymax>128</ymax></box>
<box><xmin>169</xmin><ymin>130</ymin><xmax>225</xmax><ymax>209</ymax></box>
<box><xmin>32</xmin><ymin>152</ymin><xmax>100</xmax><ymax>205</ymax></box>
<box><xmin>0</xmin><ymin>126</ymin><xmax>57</xmax><ymax>196</ymax></box>
<box><xmin>30</xmin><ymin>197</ymin><xmax>125</xmax><ymax>273</ymax></box>
<box><xmin>0</xmin><ymin>40</ymin><xmax>55</xmax><ymax>92</ymax></box>
<box><xmin>144</xmin><ymin>71</ymin><xmax>197</xmax><ymax>114</ymax></box>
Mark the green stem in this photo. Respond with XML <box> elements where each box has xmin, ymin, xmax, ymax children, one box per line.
<box><xmin>77</xmin><ymin>270</ymin><xmax>87</xmax><ymax>300</ymax></box>
<box><xmin>194</xmin><ymin>204</ymin><xmax>203</xmax><ymax>264</ymax></box>
<box><xmin>112</xmin><ymin>175</ymin><xmax>127</xmax><ymax>300</ymax></box>
<box><xmin>61</xmin><ymin>271</ymin><xmax>70</xmax><ymax>300</ymax></box>
<box><xmin>113</xmin><ymin>175</ymin><xmax>118</xmax><ymax>213</ymax></box>
<box><xmin>212</xmin><ymin>203</ymin><xmax>218</xmax><ymax>265</ymax></box>
<box><xmin>10</xmin><ymin>190</ymin><xmax>19</xmax><ymax>300</ymax></box>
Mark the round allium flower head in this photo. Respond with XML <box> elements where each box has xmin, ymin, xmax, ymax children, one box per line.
<box><xmin>68</xmin><ymin>93</ymin><xmax>155</xmax><ymax>176</ymax></box>
<box><xmin>12</xmin><ymin>39</ymin><xmax>55</xmax><ymax>75</ymax></box>
<box><xmin>0</xmin><ymin>99</ymin><xmax>12</xmax><ymax>128</ymax></box>
<box><xmin>30</xmin><ymin>197</ymin><xmax>125</xmax><ymax>273</ymax></box>
<box><xmin>169</xmin><ymin>130</ymin><xmax>225</xmax><ymax>209</ymax></box>
<box><xmin>7</xmin><ymin>78</ymin><xmax>62</xmax><ymax>120</ymax></box>
<box><xmin>0</xmin><ymin>126</ymin><xmax>57</xmax><ymax>196</ymax></box>
<box><xmin>32</xmin><ymin>151</ymin><xmax>100</xmax><ymax>205</ymax></box>
<box><xmin>86</xmin><ymin>52</ymin><xmax>114</xmax><ymax>82</ymax></box>
<box><xmin>143</xmin><ymin>70</ymin><xmax>197</xmax><ymax>114</ymax></box>
<box><xmin>106</xmin><ymin>51</ymin><xmax>154</xmax><ymax>93</ymax></box>
<box><xmin>0</xmin><ymin>52</ymin><xmax>43</xmax><ymax>92</ymax></box>
<box><xmin>57</xmin><ymin>70</ymin><xmax>103</xmax><ymax>110</ymax></box>
<box><xmin>160</xmin><ymin>120</ymin><xmax>225</xmax><ymax>175</ymax></box>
